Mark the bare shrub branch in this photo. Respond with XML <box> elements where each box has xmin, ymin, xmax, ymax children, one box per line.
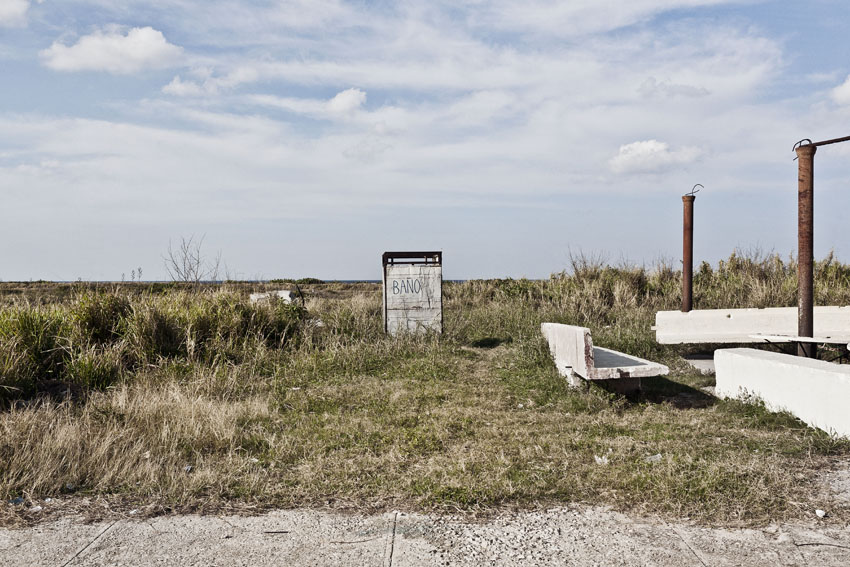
<box><xmin>164</xmin><ymin>235</ymin><xmax>221</xmax><ymax>285</ymax></box>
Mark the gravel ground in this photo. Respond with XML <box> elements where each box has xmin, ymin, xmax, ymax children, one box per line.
<box><xmin>2</xmin><ymin>505</ymin><xmax>850</xmax><ymax>566</ymax></box>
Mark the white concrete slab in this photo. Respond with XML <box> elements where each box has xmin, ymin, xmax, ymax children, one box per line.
<box><xmin>715</xmin><ymin>348</ymin><xmax>850</xmax><ymax>438</ymax></box>
<box><xmin>654</xmin><ymin>306</ymin><xmax>850</xmax><ymax>344</ymax></box>
<box><xmin>541</xmin><ymin>323</ymin><xmax>668</xmax><ymax>387</ymax></box>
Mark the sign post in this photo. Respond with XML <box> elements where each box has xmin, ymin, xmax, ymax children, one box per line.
<box><xmin>382</xmin><ymin>251</ymin><xmax>442</xmax><ymax>335</ymax></box>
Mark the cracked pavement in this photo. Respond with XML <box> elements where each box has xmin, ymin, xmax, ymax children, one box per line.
<box><xmin>2</xmin><ymin>505</ymin><xmax>849</xmax><ymax>566</ymax></box>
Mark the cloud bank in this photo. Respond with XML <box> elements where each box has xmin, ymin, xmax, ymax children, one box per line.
<box><xmin>5</xmin><ymin>0</ymin><xmax>850</xmax><ymax>279</ymax></box>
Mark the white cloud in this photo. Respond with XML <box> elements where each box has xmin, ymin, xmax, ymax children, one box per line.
<box><xmin>638</xmin><ymin>77</ymin><xmax>710</xmax><ymax>98</ymax></box>
<box><xmin>162</xmin><ymin>75</ymin><xmax>206</xmax><ymax>96</ymax></box>
<box><xmin>245</xmin><ymin>94</ymin><xmax>326</xmax><ymax>114</ymax></box>
<box><xmin>465</xmin><ymin>0</ymin><xmax>743</xmax><ymax>37</ymax></box>
<box><xmin>609</xmin><ymin>140</ymin><xmax>703</xmax><ymax>174</ymax></box>
<box><xmin>164</xmin><ymin>21</ymin><xmax>774</xmax><ymax>110</ymax></box>
<box><xmin>163</xmin><ymin>67</ymin><xmax>260</xmax><ymax>96</ymax></box>
<box><xmin>40</xmin><ymin>26</ymin><xmax>183</xmax><ymax>74</ymax></box>
<box><xmin>245</xmin><ymin>88</ymin><xmax>367</xmax><ymax>119</ymax></box>
<box><xmin>831</xmin><ymin>75</ymin><xmax>850</xmax><ymax>106</ymax></box>
<box><xmin>0</xmin><ymin>0</ymin><xmax>29</xmax><ymax>27</ymax></box>
<box><xmin>327</xmin><ymin>88</ymin><xmax>366</xmax><ymax>113</ymax></box>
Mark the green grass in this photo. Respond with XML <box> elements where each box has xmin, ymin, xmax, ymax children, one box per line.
<box><xmin>1</xmin><ymin>250</ymin><xmax>850</xmax><ymax>526</ymax></box>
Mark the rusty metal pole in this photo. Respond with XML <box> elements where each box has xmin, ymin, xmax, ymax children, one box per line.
<box><xmin>682</xmin><ymin>194</ymin><xmax>695</xmax><ymax>312</ymax></box>
<box><xmin>795</xmin><ymin>144</ymin><xmax>816</xmax><ymax>358</ymax></box>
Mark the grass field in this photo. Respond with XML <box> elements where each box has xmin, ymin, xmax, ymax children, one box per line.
<box><xmin>2</xmin><ymin>251</ymin><xmax>850</xmax><ymax>526</ymax></box>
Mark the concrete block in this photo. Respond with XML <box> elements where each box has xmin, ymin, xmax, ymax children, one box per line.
<box><xmin>654</xmin><ymin>306</ymin><xmax>850</xmax><ymax>344</ymax></box>
<box><xmin>541</xmin><ymin>323</ymin><xmax>669</xmax><ymax>389</ymax></box>
<box><xmin>250</xmin><ymin>290</ymin><xmax>294</xmax><ymax>305</ymax></box>
<box><xmin>715</xmin><ymin>348</ymin><xmax>850</xmax><ymax>438</ymax></box>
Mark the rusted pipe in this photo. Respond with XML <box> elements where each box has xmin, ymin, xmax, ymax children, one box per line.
<box><xmin>682</xmin><ymin>194</ymin><xmax>695</xmax><ymax>312</ymax></box>
<box><xmin>811</xmin><ymin>134</ymin><xmax>850</xmax><ymax>147</ymax></box>
<box><xmin>795</xmin><ymin>144</ymin><xmax>816</xmax><ymax>358</ymax></box>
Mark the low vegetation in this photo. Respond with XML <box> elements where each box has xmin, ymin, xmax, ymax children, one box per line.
<box><xmin>2</xmin><ymin>251</ymin><xmax>850</xmax><ymax>525</ymax></box>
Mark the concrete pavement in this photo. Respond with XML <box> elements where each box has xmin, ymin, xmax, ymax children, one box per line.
<box><xmin>2</xmin><ymin>505</ymin><xmax>850</xmax><ymax>566</ymax></box>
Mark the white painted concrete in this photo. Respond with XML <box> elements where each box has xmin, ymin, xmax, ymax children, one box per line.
<box><xmin>250</xmin><ymin>290</ymin><xmax>294</xmax><ymax>305</ymax></box>
<box><xmin>541</xmin><ymin>323</ymin><xmax>669</xmax><ymax>387</ymax></box>
<box><xmin>715</xmin><ymin>348</ymin><xmax>850</xmax><ymax>438</ymax></box>
<box><xmin>590</xmin><ymin>347</ymin><xmax>668</xmax><ymax>380</ymax></box>
<box><xmin>383</xmin><ymin>264</ymin><xmax>442</xmax><ymax>335</ymax></box>
<box><xmin>540</xmin><ymin>323</ymin><xmax>592</xmax><ymax>386</ymax></box>
<box><xmin>654</xmin><ymin>306</ymin><xmax>850</xmax><ymax>344</ymax></box>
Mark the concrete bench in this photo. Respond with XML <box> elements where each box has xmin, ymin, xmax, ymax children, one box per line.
<box><xmin>715</xmin><ymin>348</ymin><xmax>850</xmax><ymax>438</ymax></box>
<box><xmin>541</xmin><ymin>323</ymin><xmax>669</xmax><ymax>392</ymax></box>
<box><xmin>653</xmin><ymin>306</ymin><xmax>850</xmax><ymax>344</ymax></box>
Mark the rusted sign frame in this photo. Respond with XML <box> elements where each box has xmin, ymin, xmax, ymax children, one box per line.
<box><xmin>382</xmin><ymin>251</ymin><xmax>443</xmax><ymax>334</ymax></box>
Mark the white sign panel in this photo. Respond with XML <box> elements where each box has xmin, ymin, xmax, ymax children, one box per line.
<box><xmin>383</xmin><ymin>263</ymin><xmax>442</xmax><ymax>335</ymax></box>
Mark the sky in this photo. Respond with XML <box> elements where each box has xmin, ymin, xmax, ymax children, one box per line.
<box><xmin>2</xmin><ymin>0</ymin><xmax>850</xmax><ymax>281</ymax></box>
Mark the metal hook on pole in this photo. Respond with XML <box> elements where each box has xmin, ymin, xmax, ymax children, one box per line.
<box><xmin>793</xmin><ymin>139</ymin><xmax>813</xmax><ymax>160</ymax></box>
<box><xmin>684</xmin><ymin>183</ymin><xmax>703</xmax><ymax>197</ymax></box>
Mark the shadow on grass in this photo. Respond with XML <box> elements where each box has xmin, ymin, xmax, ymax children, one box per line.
<box><xmin>637</xmin><ymin>376</ymin><xmax>716</xmax><ymax>409</ymax></box>
<box><xmin>2</xmin><ymin>383</ymin><xmax>84</xmax><ymax>412</ymax></box>
<box><xmin>469</xmin><ymin>337</ymin><xmax>512</xmax><ymax>349</ymax></box>
<box><xmin>585</xmin><ymin>375</ymin><xmax>716</xmax><ymax>409</ymax></box>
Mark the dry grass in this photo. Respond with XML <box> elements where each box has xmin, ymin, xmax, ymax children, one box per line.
<box><xmin>2</xmin><ymin>251</ymin><xmax>850</xmax><ymax>526</ymax></box>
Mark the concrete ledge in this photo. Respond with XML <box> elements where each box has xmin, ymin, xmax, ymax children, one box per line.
<box><xmin>654</xmin><ymin>306</ymin><xmax>850</xmax><ymax>344</ymax></box>
<box><xmin>715</xmin><ymin>348</ymin><xmax>850</xmax><ymax>438</ymax></box>
<box><xmin>541</xmin><ymin>323</ymin><xmax>669</xmax><ymax>390</ymax></box>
